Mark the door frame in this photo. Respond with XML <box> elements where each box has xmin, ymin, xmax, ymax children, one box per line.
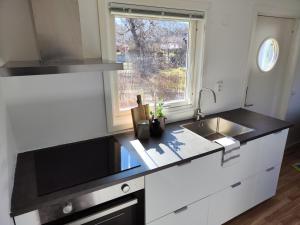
<box><xmin>242</xmin><ymin>7</ymin><xmax>300</xmax><ymax>119</ymax></box>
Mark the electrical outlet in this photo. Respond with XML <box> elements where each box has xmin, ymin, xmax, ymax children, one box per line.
<box><xmin>215</xmin><ymin>80</ymin><xmax>224</xmax><ymax>92</ymax></box>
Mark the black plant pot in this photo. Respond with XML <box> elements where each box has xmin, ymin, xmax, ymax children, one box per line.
<box><xmin>150</xmin><ymin>118</ymin><xmax>163</xmax><ymax>137</ymax></box>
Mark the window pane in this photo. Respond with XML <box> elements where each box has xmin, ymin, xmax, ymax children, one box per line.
<box><xmin>115</xmin><ymin>16</ymin><xmax>189</xmax><ymax>110</ymax></box>
<box><xmin>257</xmin><ymin>38</ymin><xmax>279</xmax><ymax>72</ymax></box>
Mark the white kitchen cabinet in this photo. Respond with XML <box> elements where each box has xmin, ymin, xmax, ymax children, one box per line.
<box><xmin>145</xmin><ymin>139</ymin><xmax>262</xmax><ymax>224</ymax></box>
<box><xmin>207</xmin><ymin>165</ymin><xmax>281</xmax><ymax>225</ymax></box>
<box><xmin>145</xmin><ymin>129</ymin><xmax>289</xmax><ymax>225</ymax></box>
<box><xmin>258</xmin><ymin>129</ymin><xmax>288</xmax><ymax>171</ymax></box>
<box><xmin>147</xmin><ymin>197</ymin><xmax>209</xmax><ymax>225</ymax></box>
<box><xmin>145</xmin><ymin>153</ymin><xmax>220</xmax><ymax>223</ymax></box>
<box><xmin>207</xmin><ymin>176</ymin><xmax>256</xmax><ymax>225</ymax></box>
<box><xmin>253</xmin><ymin>165</ymin><xmax>281</xmax><ymax>205</ymax></box>
<box><xmin>214</xmin><ymin>138</ymin><xmax>261</xmax><ymax>190</ymax></box>
<box><xmin>215</xmin><ymin>129</ymin><xmax>288</xmax><ymax>195</ymax></box>
<box><xmin>206</xmin><ymin>130</ymin><xmax>288</xmax><ymax>225</ymax></box>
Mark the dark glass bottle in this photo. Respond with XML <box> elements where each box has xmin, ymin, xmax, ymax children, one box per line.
<box><xmin>150</xmin><ymin>118</ymin><xmax>163</xmax><ymax>137</ymax></box>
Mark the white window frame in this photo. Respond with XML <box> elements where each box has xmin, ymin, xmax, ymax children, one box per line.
<box><xmin>98</xmin><ymin>0</ymin><xmax>207</xmax><ymax>133</ymax></box>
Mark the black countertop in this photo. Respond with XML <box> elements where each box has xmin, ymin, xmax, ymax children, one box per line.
<box><xmin>207</xmin><ymin>108</ymin><xmax>292</xmax><ymax>143</ymax></box>
<box><xmin>10</xmin><ymin>108</ymin><xmax>292</xmax><ymax>217</ymax></box>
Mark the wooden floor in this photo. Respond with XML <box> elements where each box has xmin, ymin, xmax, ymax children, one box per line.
<box><xmin>225</xmin><ymin>145</ymin><xmax>300</xmax><ymax>225</ymax></box>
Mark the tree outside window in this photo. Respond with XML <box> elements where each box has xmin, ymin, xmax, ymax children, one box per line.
<box><xmin>115</xmin><ymin>16</ymin><xmax>190</xmax><ymax>110</ymax></box>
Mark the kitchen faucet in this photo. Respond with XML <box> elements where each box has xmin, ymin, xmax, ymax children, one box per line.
<box><xmin>194</xmin><ymin>88</ymin><xmax>217</xmax><ymax>120</ymax></box>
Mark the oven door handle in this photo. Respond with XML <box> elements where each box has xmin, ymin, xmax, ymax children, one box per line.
<box><xmin>65</xmin><ymin>198</ymin><xmax>138</xmax><ymax>225</ymax></box>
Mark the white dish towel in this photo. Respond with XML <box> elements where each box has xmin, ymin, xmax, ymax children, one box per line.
<box><xmin>214</xmin><ymin>137</ymin><xmax>241</xmax><ymax>167</ymax></box>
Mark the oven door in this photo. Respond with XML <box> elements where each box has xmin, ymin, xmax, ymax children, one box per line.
<box><xmin>65</xmin><ymin>199</ymin><xmax>139</xmax><ymax>225</ymax></box>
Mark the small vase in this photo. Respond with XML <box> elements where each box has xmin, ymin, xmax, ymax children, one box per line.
<box><xmin>150</xmin><ymin>118</ymin><xmax>163</xmax><ymax>137</ymax></box>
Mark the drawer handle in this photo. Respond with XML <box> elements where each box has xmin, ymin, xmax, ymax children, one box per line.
<box><xmin>177</xmin><ymin>160</ymin><xmax>192</xmax><ymax>167</ymax></box>
<box><xmin>222</xmin><ymin>154</ymin><xmax>240</xmax><ymax>164</ymax></box>
<box><xmin>174</xmin><ymin>206</ymin><xmax>188</xmax><ymax>214</ymax></box>
<box><xmin>231</xmin><ymin>181</ymin><xmax>242</xmax><ymax>188</ymax></box>
<box><xmin>266</xmin><ymin>167</ymin><xmax>275</xmax><ymax>172</ymax></box>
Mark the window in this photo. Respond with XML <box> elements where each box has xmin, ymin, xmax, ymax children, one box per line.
<box><xmin>115</xmin><ymin>17</ymin><xmax>190</xmax><ymax>110</ymax></box>
<box><xmin>258</xmin><ymin>38</ymin><xmax>279</xmax><ymax>72</ymax></box>
<box><xmin>99</xmin><ymin>2</ymin><xmax>205</xmax><ymax>132</ymax></box>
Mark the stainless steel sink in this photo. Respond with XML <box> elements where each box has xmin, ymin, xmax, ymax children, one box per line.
<box><xmin>183</xmin><ymin>117</ymin><xmax>254</xmax><ymax>141</ymax></box>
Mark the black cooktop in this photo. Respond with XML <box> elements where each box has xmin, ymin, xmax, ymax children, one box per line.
<box><xmin>34</xmin><ymin>136</ymin><xmax>141</xmax><ymax>196</ymax></box>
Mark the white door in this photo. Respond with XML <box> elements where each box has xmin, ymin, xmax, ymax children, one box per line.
<box><xmin>245</xmin><ymin>16</ymin><xmax>295</xmax><ymax>118</ymax></box>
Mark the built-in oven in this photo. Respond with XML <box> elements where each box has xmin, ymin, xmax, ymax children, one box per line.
<box><xmin>39</xmin><ymin>177</ymin><xmax>144</xmax><ymax>225</ymax></box>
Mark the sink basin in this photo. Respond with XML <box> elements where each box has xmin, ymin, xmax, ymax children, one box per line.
<box><xmin>183</xmin><ymin>117</ymin><xmax>254</xmax><ymax>141</ymax></box>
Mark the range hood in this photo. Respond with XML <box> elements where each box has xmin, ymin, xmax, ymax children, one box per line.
<box><xmin>0</xmin><ymin>0</ymin><xmax>123</xmax><ymax>77</ymax></box>
<box><xmin>0</xmin><ymin>59</ymin><xmax>123</xmax><ymax>77</ymax></box>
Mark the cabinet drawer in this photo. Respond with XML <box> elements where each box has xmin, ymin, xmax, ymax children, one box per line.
<box><xmin>146</xmin><ymin>153</ymin><xmax>220</xmax><ymax>223</ymax></box>
<box><xmin>258</xmin><ymin>129</ymin><xmax>288</xmax><ymax>171</ymax></box>
<box><xmin>254</xmin><ymin>165</ymin><xmax>280</xmax><ymax>205</ymax></box>
<box><xmin>208</xmin><ymin>176</ymin><xmax>256</xmax><ymax>225</ymax></box>
<box><xmin>147</xmin><ymin>197</ymin><xmax>209</xmax><ymax>225</ymax></box>
<box><xmin>215</xmin><ymin>139</ymin><xmax>260</xmax><ymax>189</ymax></box>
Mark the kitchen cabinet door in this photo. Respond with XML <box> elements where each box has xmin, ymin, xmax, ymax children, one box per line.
<box><xmin>147</xmin><ymin>197</ymin><xmax>209</xmax><ymax>225</ymax></box>
<box><xmin>145</xmin><ymin>153</ymin><xmax>220</xmax><ymax>223</ymax></box>
<box><xmin>215</xmin><ymin>138</ymin><xmax>260</xmax><ymax>190</ymax></box>
<box><xmin>253</xmin><ymin>165</ymin><xmax>281</xmax><ymax>205</ymax></box>
<box><xmin>258</xmin><ymin>129</ymin><xmax>288</xmax><ymax>171</ymax></box>
<box><xmin>207</xmin><ymin>176</ymin><xmax>256</xmax><ymax>225</ymax></box>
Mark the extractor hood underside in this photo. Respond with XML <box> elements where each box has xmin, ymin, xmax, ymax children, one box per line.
<box><xmin>0</xmin><ymin>59</ymin><xmax>123</xmax><ymax>77</ymax></box>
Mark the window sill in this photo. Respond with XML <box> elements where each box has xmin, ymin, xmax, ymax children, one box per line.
<box><xmin>108</xmin><ymin>103</ymin><xmax>195</xmax><ymax>133</ymax></box>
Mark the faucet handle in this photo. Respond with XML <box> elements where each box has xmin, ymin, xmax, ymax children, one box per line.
<box><xmin>194</xmin><ymin>109</ymin><xmax>205</xmax><ymax>121</ymax></box>
<box><xmin>199</xmin><ymin>112</ymin><xmax>206</xmax><ymax>120</ymax></box>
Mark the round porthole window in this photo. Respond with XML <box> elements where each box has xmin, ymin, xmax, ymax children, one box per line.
<box><xmin>257</xmin><ymin>38</ymin><xmax>279</xmax><ymax>72</ymax></box>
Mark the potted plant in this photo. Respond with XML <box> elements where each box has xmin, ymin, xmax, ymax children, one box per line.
<box><xmin>155</xmin><ymin>100</ymin><xmax>166</xmax><ymax>130</ymax></box>
<box><xmin>150</xmin><ymin>99</ymin><xmax>166</xmax><ymax>136</ymax></box>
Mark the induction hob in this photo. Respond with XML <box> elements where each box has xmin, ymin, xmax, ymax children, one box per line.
<box><xmin>34</xmin><ymin>136</ymin><xmax>141</xmax><ymax>196</ymax></box>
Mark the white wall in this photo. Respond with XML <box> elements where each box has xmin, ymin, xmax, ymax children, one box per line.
<box><xmin>202</xmin><ymin>0</ymin><xmax>255</xmax><ymax>112</ymax></box>
<box><xmin>0</xmin><ymin>0</ymin><xmax>36</xmax><ymax>223</ymax></box>
<box><xmin>286</xmin><ymin>56</ymin><xmax>300</xmax><ymax>146</ymax></box>
<box><xmin>4</xmin><ymin>0</ymin><xmax>300</xmax><ymax>152</ymax></box>
<box><xmin>3</xmin><ymin>74</ymin><xmax>108</xmax><ymax>151</ymax></box>
<box><xmin>0</xmin><ymin>0</ymin><xmax>39</xmax><ymax>64</ymax></box>
<box><xmin>0</xmin><ymin>84</ymin><xmax>12</xmax><ymax>225</ymax></box>
<box><xmin>0</xmin><ymin>0</ymin><xmax>300</xmax><ymax>220</ymax></box>
<box><xmin>0</xmin><ymin>2</ymin><xmax>16</xmax><ymax>223</ymax></box>
<box><xmin>0</xmin><ymin>80</ymin><xmax>16</xmax><ymax>225</ymax></box>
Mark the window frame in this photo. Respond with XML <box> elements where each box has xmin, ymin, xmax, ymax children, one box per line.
<box><xmin>98</xmin><ymin>0</ymin><xmax>207</xmax><ymax>132</ymax></box>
